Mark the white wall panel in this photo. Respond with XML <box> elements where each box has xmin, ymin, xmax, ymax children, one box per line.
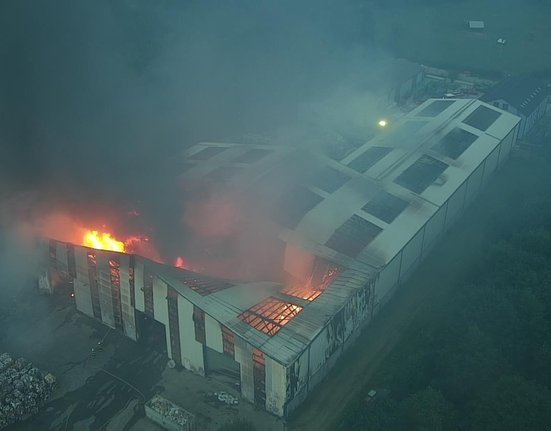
<box><xmin>74</xmin><ymin>247</ymin><xmax>89</xmax><ymax>284</ymax></box>
<box><xmin>343</xmin><ymin>297</ymin><xmax>356</xmax><ymax>342</ymax></box>
<box><xmin>177</xmin><ymin>295</ymin><xmax>205</xmax><ymax>375</ymax></box>
<box><xmin>152</xmin><ymin>278</ymin><xmax>171</xmax><ymax>358</ymax></box>
<box><xmin>445</xmin><ymin>181</ymin><xmax>466</xmax><ymax>229</ymax></box>
<box><xmin>423</xmin><ymin>205</ymin><xmax>446</xmax><ymax>254</ymax></box>
<box><xmin>375</xmin><ymin>253</ymin><xmax>401</xmax><ymax>304</ymax></box>
<box><xmin>519</xmin><ymin>115</ymin><xmax>527</xmax><ymax>138</ymax></box>
<box><xmin>295</xmin><ymin>350</ymin><xmax>309</xmax><ymax>394</ymax></box>
<box><xmin>264</xmin><ymin>355</ymin><xmax>273</xmax><ymax>413</ymax></box>
<box><xmin>352</xmin><ymin>282</ymin><xmax>372</xmax><ymax>329</ymax></box>
<box><xmin>205</xmin><ymin>314</ymin><xmax>223</xmax><ymax>353</ymax></box>
<box><xmin>308</xmin><ymin>327</ymin><xmax>329</xmax><ymax>376</ymax></box>
<box><xmin>483</xmin><ymin>146</ymin><xmax>500</xmax><ymax>184</ymax></box>
<box><xmin>400</xmin><ymin>228</ymin><xmax>424</xmax><ymax>279</ymax></box>
<box><xmin>465</xmin><ymin>162</ymin><xmax>484</xmax><ymax>206</ymax></box>
<box><xmin>499</xmin><ymin>128</ymin><xmax>515</xmax><ymax>162</ymax></box>
<box><xmin>96</xmin><ymin>253</ymin><xmax>115</xmax><ymax>328</ymax></box>
<box><xmin>74</xmin><ymin>279</ymin><xmax>93</xmax><ymax>317</ymax></box>
<box><xmin>265</xmin><ymin>357</ymin><xmax>286</xmax><ymax>417</ymax></box>
<box><xmin>55</xmin><ymin>242</ymin><xmax>68</xmax><ymax>272</ymax></box>
<box><xmin>133</xmin><ymin>258</ymin><xmax>145</xmax><ymax>312</ymax></box>
<box><xmin>119</xmin><ymin>254</ymin><xmax>136</xmax><ymax>341</ymax></box>
<box><xmin>234</xmin><ymin>337</ymin><xmax>254</xmax><ymax>402</ymax></box>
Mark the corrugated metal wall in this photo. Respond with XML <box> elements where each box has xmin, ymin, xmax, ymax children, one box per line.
<box><xmin>133</xmin><ymin>258</ymin><xmax>145</xmax><ymax>312</ymax></box>
<box><xmin>375</xmin><ymin>253</ymin><xmax>401</xmax><ymax>306</ymax></box>
<box><xmin>96</xmin><ymin>252</ymin><xmax>116</xmax><ymax>329</ymax></box>
<box><xmin>119</xmin><ymin>254</ymin><xmax>137</xmax><ymax>340</ymax></box>
<box><xmin>399</xmin><ymin>228</ymin><xmax>424</xmax><ymax>281</ymax></box>
<box><xmin>177</xmin><ymin>295</ymin><xmax>205</xmax><ymax>375</ymax></box>
<box><xmin>167</xmin><ymin>286</ymin><xmax>182</xmax><ymax>365</ymax></box>
<box><xmin>445</xmin><ymin>181</ymin><xmax>467</xmax><ymax>229</ymax></box>
<box><xmin>483</xmin><ymin>145</ymin><xmax>500</xmax><ymax>185</ymax></box>
<box><xmin>465</xmin><ymin>162</ymin><xmax>484</xmax><ymax>206</ymax></box>
<box><xmin>73</xmin><ymin>248</ymin><xmax>94</xmax><ymax>316</ymax></box>
<box><xmin>70</xmin><ymin>247</ymin><xmax>138</xmax><ymax>339</ymax></box>
<box><xmin>55</xmin><ymin>241</ymin><xmax>69</xmax><ymax>273</ymax></box>
<box><xmin>421</xmin><ymin>205</ymin><xmax>446</xmax><ymax>258</ymax></box>
<box><xmin>205</xmin><ymin>314</ymin><xmax>224</xmax><ymax>353</ymax></box>
<box><xmin>265</xmin><ymin>357</ymin><xmax>286</xmax><ymax>416</ymax></box>
<box><xmin>234</xmin><ymin>336</ymin><xmax>254</xmax><ymax>402</ymax></box>
<box><xmin>152</xmin><ymin>277</ymin><xmax>171</xmax><ymax>359</ymax></box>
<box><xmin>73</xmin><ymin>279</ymin><xmax>93</xmax><ymax>317</ymax></box>
<box><xmin>499</xmin><ymin>127</ymin><xmax>516</xmax><ymax>162</ymax></box>
<box><xmin>283</xmin><ymin>123</ymin><xmax>521</xmax><ymax>417</ymax></box>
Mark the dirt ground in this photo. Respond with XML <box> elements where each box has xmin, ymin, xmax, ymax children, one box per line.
<box><xmin>289</xmin><ymin>143</ymin><xmax>551</xmax><ymax>431</ymax></box>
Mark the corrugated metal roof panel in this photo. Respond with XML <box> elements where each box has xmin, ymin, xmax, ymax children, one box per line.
<box><xmin>159</xmin><ymin>99</ymin><xmax>521</xmax><ymax>366</ymax></box>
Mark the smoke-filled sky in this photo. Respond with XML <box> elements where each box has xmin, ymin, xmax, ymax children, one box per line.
<box><xmin>0</xmin><ymin>0</ymin><xmax>398</xmax><ymax>273</ymax></box>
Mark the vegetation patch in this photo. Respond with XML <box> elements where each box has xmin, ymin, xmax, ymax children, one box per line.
<box><xmin>339</xmin><ymin>144</ymin><xmax>551</xmax><ymax>430</ymax></box>
<box><xmin>366</xmin><ymin>0</ymin><xmax>551</xmax><ymax>76</ymax></box>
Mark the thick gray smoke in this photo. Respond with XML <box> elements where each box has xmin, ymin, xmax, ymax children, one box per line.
<box><xmin>0</xmin><ymin>0</ymin><xmax>397</xmax><ymax>280</ymax></box>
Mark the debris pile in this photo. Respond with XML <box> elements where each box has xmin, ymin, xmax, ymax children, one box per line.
<box><xmin>145</xmin><ymin>395</ymin><xmax>195</xmax><ymax>431</ymax></box>
<box><xmin>0</xmin><ymin>353</ymin><xmax>56</xmax><ymax>430</ymax></box>
<box><xmin>215</xmin><ymin>391</ymin><xmax>239</xmax><ymax>406</ymax></box>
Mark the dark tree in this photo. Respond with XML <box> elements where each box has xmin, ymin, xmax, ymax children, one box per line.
<box><xmin>468</xmin><ymin>375</ymin><xmax>551</xmax><ymax>431</ymax></box>
<box><xmin>398</xmin><ymin>387</ymin><xmax>456</xmax><ymax>431</ymax></box>
<box><xmin>217</xmin><ymin>417</ymin><xmax>257</xmax><ymax>431</ymax></box>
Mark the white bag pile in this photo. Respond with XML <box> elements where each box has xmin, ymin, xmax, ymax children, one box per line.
<box><xmin>0</xmin><ymin>353</ymin><xmax>56</xmax><ymax>429</ymax></box>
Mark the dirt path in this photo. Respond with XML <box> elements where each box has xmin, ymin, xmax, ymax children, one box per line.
<box><xmin>288</xmin><ymin>152</ymin><xmax>540</xmax><ymax>431</ymax></box>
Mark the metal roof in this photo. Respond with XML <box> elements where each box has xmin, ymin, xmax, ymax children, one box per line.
<box><xmin>481</xmin><ymin>75</ymin><xmax>548</xmax><ymax>116</ymax></box>
<box><xmin>468</xmin><ymin>21</ymin><xmax>485</xmax><ymax>29</ymax></box>
<box><xmin>172</xmin><ymin>98</ymin><xmax>520</xmax><ymax>366</ymax></box>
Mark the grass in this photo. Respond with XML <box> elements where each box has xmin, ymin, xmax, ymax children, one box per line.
<box><xmin>368</xmin><ymin>0</ymin><xmax>551</xmax><ymax>76</ymax></box>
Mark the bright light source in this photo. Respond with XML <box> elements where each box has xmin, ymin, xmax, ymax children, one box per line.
<box><xmin>378</xmin><ymin>119</ymin><xmax>388</xmax><ymax>128</ymax></box>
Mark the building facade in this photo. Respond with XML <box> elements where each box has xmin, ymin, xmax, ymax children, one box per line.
<box><xmin>45</xmin><ymin>99</ymin><xmax>520</xmax><ymax>418</ymax></box>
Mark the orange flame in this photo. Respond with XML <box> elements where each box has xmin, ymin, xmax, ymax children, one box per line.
<box><xmin>83</xmin><ymin>230</ymin><xmax>125</xmax><ymax>252</ymax></box>
<box><xmin>175</xmin><ymin>256</ymin><xmax>185</xmax><ymax>268</ymax></box>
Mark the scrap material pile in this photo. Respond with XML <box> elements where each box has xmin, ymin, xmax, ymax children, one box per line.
<box><xmin>212</xmin><ymin>391</ymin><xmax>239</xmax><ymax>406</ymax></box>
<box><xmin>0</xmin><ymin>353</ymin><xmax>56</xmax><ymax>430</ymax></box>
<box><xmin>145</xmin><ymin>395</ymin><xmax>195</xmax><ymax>431</ymax></box>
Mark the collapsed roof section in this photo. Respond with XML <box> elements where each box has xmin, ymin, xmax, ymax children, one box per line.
<box><xmin>239</xmin><ymin>297</ymin><xmax>303</xmax><ymax>336</ymax></box>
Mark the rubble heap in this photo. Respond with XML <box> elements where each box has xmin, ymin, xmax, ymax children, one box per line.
<box><xmin>145</xmin><ymin>395</ymin><xmax>195</xmax><ymax>431</ymax></box>
<box><xmin>0</xmin><ymin>353</ymin><xmax>56</xmax><ymax>429</ymax></box>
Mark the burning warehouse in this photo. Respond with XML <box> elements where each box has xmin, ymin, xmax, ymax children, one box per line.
<box><xmin>42</xmin><ymin>98</ymin><xmax>520</xmax><ymax>417</ymax></box>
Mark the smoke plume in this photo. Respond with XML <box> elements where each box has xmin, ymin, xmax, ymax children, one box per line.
<box><xmin>0</xmin><ymin>0</ymin><xmax>398</xmax><ymax>280</ymax></box>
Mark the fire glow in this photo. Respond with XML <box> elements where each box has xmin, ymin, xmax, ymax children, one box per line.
<box><xmin>239</xmin><ymin>297</ymin><xmax>303</xmax><ymax>336</ymax></box>
<box><xmin>79</xmin><ymin>228</ymin><xmax>179</xmax><ymax>268</ymax></box>
<box><xmin>83</xmin><ymin>230</ymin><xmax>125</xmax><ymax>252</ymax></box>
<box><xmin>37</xmin><ymin>212</ymin><xmax>166</xmax><ymax>264</ymax></box>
